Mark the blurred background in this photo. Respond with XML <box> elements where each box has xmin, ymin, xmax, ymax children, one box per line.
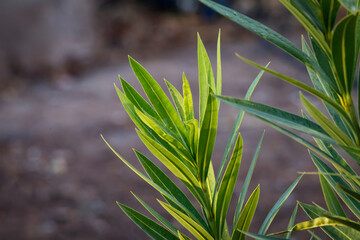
<box><xmin>0</xmin><ymin>1</ymin><xmax>325</xmax><ymax>239</ymax></box>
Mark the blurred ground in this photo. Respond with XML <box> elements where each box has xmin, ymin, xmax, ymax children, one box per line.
<box><xmin>1</xmin><ymin>1</ymin><xmax>326</xmax><ymax>239</ymax></box>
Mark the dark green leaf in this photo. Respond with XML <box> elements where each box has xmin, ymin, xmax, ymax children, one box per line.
<box><xmin>118</xmin><ymin>203</ymin><xmax>179</xmax><ymax>240</ymax></box>
<box><xmin>135</xmin><ymin>150</ymin><xmax>207</xmax><ymax>228</ymax></box>
<box><xmin>319</xmin><ymin>175</ymin><xmax>347</xmax><ymax>217</ymax></box>
<box><xmin>215</xmin><ymin>95</ymin><xmax>335</xmax><ymax>144</ymax></box>
<box><xmin>233</xmin><ymin>132</ymin><xmax>263</xmax><ymax>227</ymax></box>
<box><xmin>258</xmin><ymin>176</ymin><xmax>302</xmax><ymax>234</ymax></box>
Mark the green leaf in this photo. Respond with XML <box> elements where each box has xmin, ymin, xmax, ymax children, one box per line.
<box><xmin>132</xmin><ymin>192</ymin><xmax>178</xmax><ymax>235</ymax></box>
<box><xmin>136</xmin><ymin>130</ymin><xmax>205</xmax><ymax>204</ymax></box>
<box><xmin>183</xmin><ymin>73</ymin><xmax>194</xmax><ymax>121</ymax></box>
<box><xmin>198</xmin><ymin>0</ymin><xmax>311</xmax><ymax>65</ymax></box>
<box><xmin>235</xmin><ymin>54</ymin><xmax>354</xmax><ymax>130</ymax></box>
<box><xmin>102</xmin><ymin>136</ymin><xmax>205</xmax><ymax>225</ymax></box>
<box><xmin>337</xmin><ymin>0</ymin><xmax>360</xmax><ymax>13</ymax></box>
<box><xmin>300</xmin><ymin>202</ymin><xmax>360</xmax><ymax>239</ymax></box>
<box><xmin>197</xmin><ymin>89</ymin><xmax>218</xmax><ymax>184</ymax></box>
<box><xmin>337</xmin><ymin>184</ymin><xmax>360</xmax><ymax>203</ymax></box>
<box><xmin>129</xmin><ymin>56</ymin><xmax>188</xmax><ymax>145</ymax></box>
<box><xmin>291</xmin><ymin>216</ymin><xmax>360</xmax><ymax>232</ymax></box>
<box><xmin>320</xmin><ymin>0</ymin><xmax>341</xmax><ymax>34</ymax></box>
<box><xmin>215</xmin><ymin>133</ymin><xmax>243</xmax><ymax>239</ymax></box>
<box><xmin>159</xmin><ymin>201</ymin><xmax>215</xmax><ymax>240</ymax></box>
<box><xmin>216</xmin><ymin>29</ymin><xmax>222</xmax><ymax>97</ymax></box>
<box><xmin>233</xmin><ymin>132</ymin><xmax>264</xmax><ymax>227</ymax></box>
<box><xmin>332</xmin><ymin>14</ymin><xmax>360</xmax><ymax>94</ymax></box>
<box><xmin>198</xmin><ymin>33</ymin><xmax>215</xmax><ymax>124</ymax></box>
<box><xmin>284</xmin><ymin>204</ymin><xmax>298</xmax><ymax>239</ymax></box>
<box><xmin>135</xmin><ymin>150</ymin><xmax>207</xmax><ymax>228</ymax></box>
<box><xmin>300</xmin><ymin>92</ymin><xmax>355</xmax><ymax>146</ymax></box>
<box><xmin>215</xmin><ymin>67</ymin><xmax>265</xmax><ymax>194</ymax></box>
<box><xmin>178</xmin><ymin>231</ymin><xmax>191</xmax><ymax>240</ymax></box>
<box><xmin>165</xmin><ymin>79</ymin><xmax>185</xmax><ymax>122</ymax></box>
<box><xmin>117</xmin><ymin>203</ymin><xmax>179</xmax><ymax>240</ymax></box>
<box><xmin>310</xmin><ymin>153</ymin><xmax>360</xmax><ymax>219</ymax></box>
<box><xmin>215</xmin><ymin>95</ymin><xmax>335</xmax><ymax>144</ymax></box>
<box><xmin>319</xmin><ymin>175</ymin><xmax>347</xmax><ymax>217</ymax></box>
<box><xmin>258</xmin><ymin>175</ymin><xmax>302</xmax><ymax>234</ymax></box>
<box><xmin>303</xmin><ymin>37</ymin><xmax>355</xmax><ymax>142</ymax></box>
<box><xmin>120</xmin><ymin>77</ymin><xmax>161</xmax><ymax>122</ymax></box>
<box><xmin>185</xmin><ymin>119</ymin><xmax>199</xmax><ymax>157</ymax></box>
<box><xmin>134</xmin><ymin>108</ymin><xmax>195</xmax><ymax>168</ymax></box>
<box><xmin>232</xmin><ymin>186</ymin><xmax>260</xmax><ymax>240</ymax></box>
<box><xmin>290</xmin><ymin>0</ymin><xmax>324</xmax><ymax>31</ymax></box>
<box><xmin>279</xmin><ymin>0</ymin><xmax>330</xmax><ymax>55</ymax></box>
<box><xmin>239</xmin><ymin>231</ymin><xmax>287</xmax><ymax>240</ymax></box>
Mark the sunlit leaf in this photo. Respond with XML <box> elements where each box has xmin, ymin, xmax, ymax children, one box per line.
<box><xmin>232</xmin><ymin>186</ymin><xmax>260</xmax><ymax>240</ymax></box>
<box><xmin>319</xmin><ymin>175</ymin><xmax>347</xmax><ymax>217</ymax></box>
<box><xmin>197</xmin><ymin>89</ymin><xmax>218</xmax><ymax>184</ymax></box>
<box><xmin>165</xmin><ymin>79</ymin><xmax>185</xmax><ymax>121</ymax></box>
<box><xmin>159</xmin><ymin>201</ymin><xmax>215</xmax><ymax>240</ymax></box>
<box><xmin>135</xmin><ymin>150</ymin><xmax>207</xmax><ymax>228</ymax></box>
<box><xmin>215</xmin><ymin>134</ymin><xmax>243</xmax><ymax>239</ymax></box>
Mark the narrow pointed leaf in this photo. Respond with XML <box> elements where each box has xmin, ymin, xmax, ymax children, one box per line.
<box><xmin>233</xmin><ymin>132</ymin><xmax>264</xmax><ymax>226</ymax></box>
<box><xmin>258</xmin><ymin>175</ymin><xmax>302</xmax><ymax>234</ymax></box>
<box><xmin>198</xmin><ymin>0</ymin><xmax>311</xmax><ymax>65</ymax></box>
<box><xmin>197</xmin><ymin>89</ymin><xmax>218</xmax><ymax>184</ymax></box>
<box><xmin>135</xmin><ymin>150</ymin><xmax>207</xmax><ymax>228</ymax></box>
<box><xmin>279</xmin><ymin>0</ymin><xmax>330</xmax><ymax>55</ymax></box>
<box><xmin>132</xmin><ymin>193</ymin><xmax>178</xmax><ymax>235</ymax></box>
<box><xmin>338</xmin><ymin>184</ymin><xmax>360</xmax><ymax>203</ymax></box>
<box><xmin>239</xmin><ymin>231</ymin><xmax>287</xmax><ymax>240</ymax></box>
<box><xmin>135</xmin><ymin>108</ymin><xmax>195</xmax><ymax>167</ymax></box>
<box><xmin>310</xmin><ymin>153</ymin><xmax>360</xmax><ymax>219</ymax></box>
<box><xmin>319</xmin><ymin>175</ymin><xmax>347</xmax><ymax>217</ymax></box>
<box><xmin>120</xmin><ymin>77</ymin><xmax>161</xmax><ymax>121</ymax></box>
<box><xmin>235</xmin><ymin>54</ymin><xmax>354</xmax><ymax>129</ymax></box>
<box><xmin>183</xmin><ymin>73</ymin><xmax>194</xmax><ymax>121</ymax></box>
<box><xmin>285</xmin><ymin>204</ymin><xmax>298</xmax><ymax>239</ymax></box>
<box><xmin>291</xmin><ymin>216</ymin><xmax>360</xmax><ymax>232</ymax></box>
<box><xmin>185</xmin><ymin>119</ymin><xmax>199</xmax><ymax>157</ymax></box>
<box><xmin>165</xmin><ymin>79</ymin><xmax>185</xmax><ymax>121</ymax></box>
<box><xmin>300</xmin><ymin>93</ymin><xmax>354</xmax><ymax>146</ymax></box>
<box><xmin>129</xmin><ymin>56</ymin><xmax>188</xmax><ymax>144</ymax></box>
<box><xmin>215</xmin><ymin>133</ymin><xmax>243</xmax><ymax>238</ymax></box>
<box><xmin>320</xmin><ymin>0</ymin><xmax>341</xmax><ymax>33</ymax></box>
<box><xmin>215</xmin><ymin>95</ymin><xmax>335</xmax><ymax>144</ymax></box>
<box><xmin>232</xmin><ymin>186</ymin><xmax>260</xmax><ymax>240</ymax></box>
<box><xmin>159</xmin><ymin>201</ymin><xmax>215</xmax><ymax>240</ymax></box>
<box><xmin>118</xmin><ymin>203</ymin><xmax>179</xmax><ymax>240</ymax></box>
<box><xmin>216</xmin><ymin>29</ymin><xmax>222</xmax><ymax>96</ymax></box>
<box><xmin>136</xmin><ymin>130</ymin><xmax>205</xmax><ymax>204</ymax></box>
<box><xmin>215</xmin><ymin>67</ymin><xmax>265</xmax><ymax>193</ymax></box>
<box><xmin>332</xmin><ymin>14</ymin><xmax>360</xmax><ymax>93</ymax></box>
<box><xmin>102</xmin><ymin>136</ymin><xmax>205</xmax><ymax>223</ymax></box>
<box><xmin>198</xmin><ymin>33</ymin><xmax>215</xmax><ymax>124</ymax></box>
<box><xmin>300</xmin><ymin>202</ymin><xmax>360</xmax><ymax>239</ymax></box>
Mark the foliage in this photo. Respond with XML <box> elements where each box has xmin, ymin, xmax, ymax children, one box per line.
<box><xmin>199</xmin><ymin>0</ymin><xmax>360</xmax><ymax>238</ymax></box>
<box><xmin>103</xmin><ymin>32</ymin><xmax>302</xmax><ymax>239</ymax></box>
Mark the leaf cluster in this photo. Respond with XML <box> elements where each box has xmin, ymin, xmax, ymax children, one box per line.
<box><xmin>199</xmin><ymin>0</ymin><xmax>360</xmax><ymax>238</ymax></box>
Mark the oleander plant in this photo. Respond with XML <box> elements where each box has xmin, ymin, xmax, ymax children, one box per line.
<box><xmin>198</xmin><ymin>0</ymin><xmax>360</xmax><ymax>239</ymax></box>
<box><xmin>104</xmin><ymin>0</ymin><xmax>360</xmax><ymax>239</ymax></box>
<box><xmin>103</xmin><ymin>32</ymin><xmax>302</xmax><ymax>240</ymax></box>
